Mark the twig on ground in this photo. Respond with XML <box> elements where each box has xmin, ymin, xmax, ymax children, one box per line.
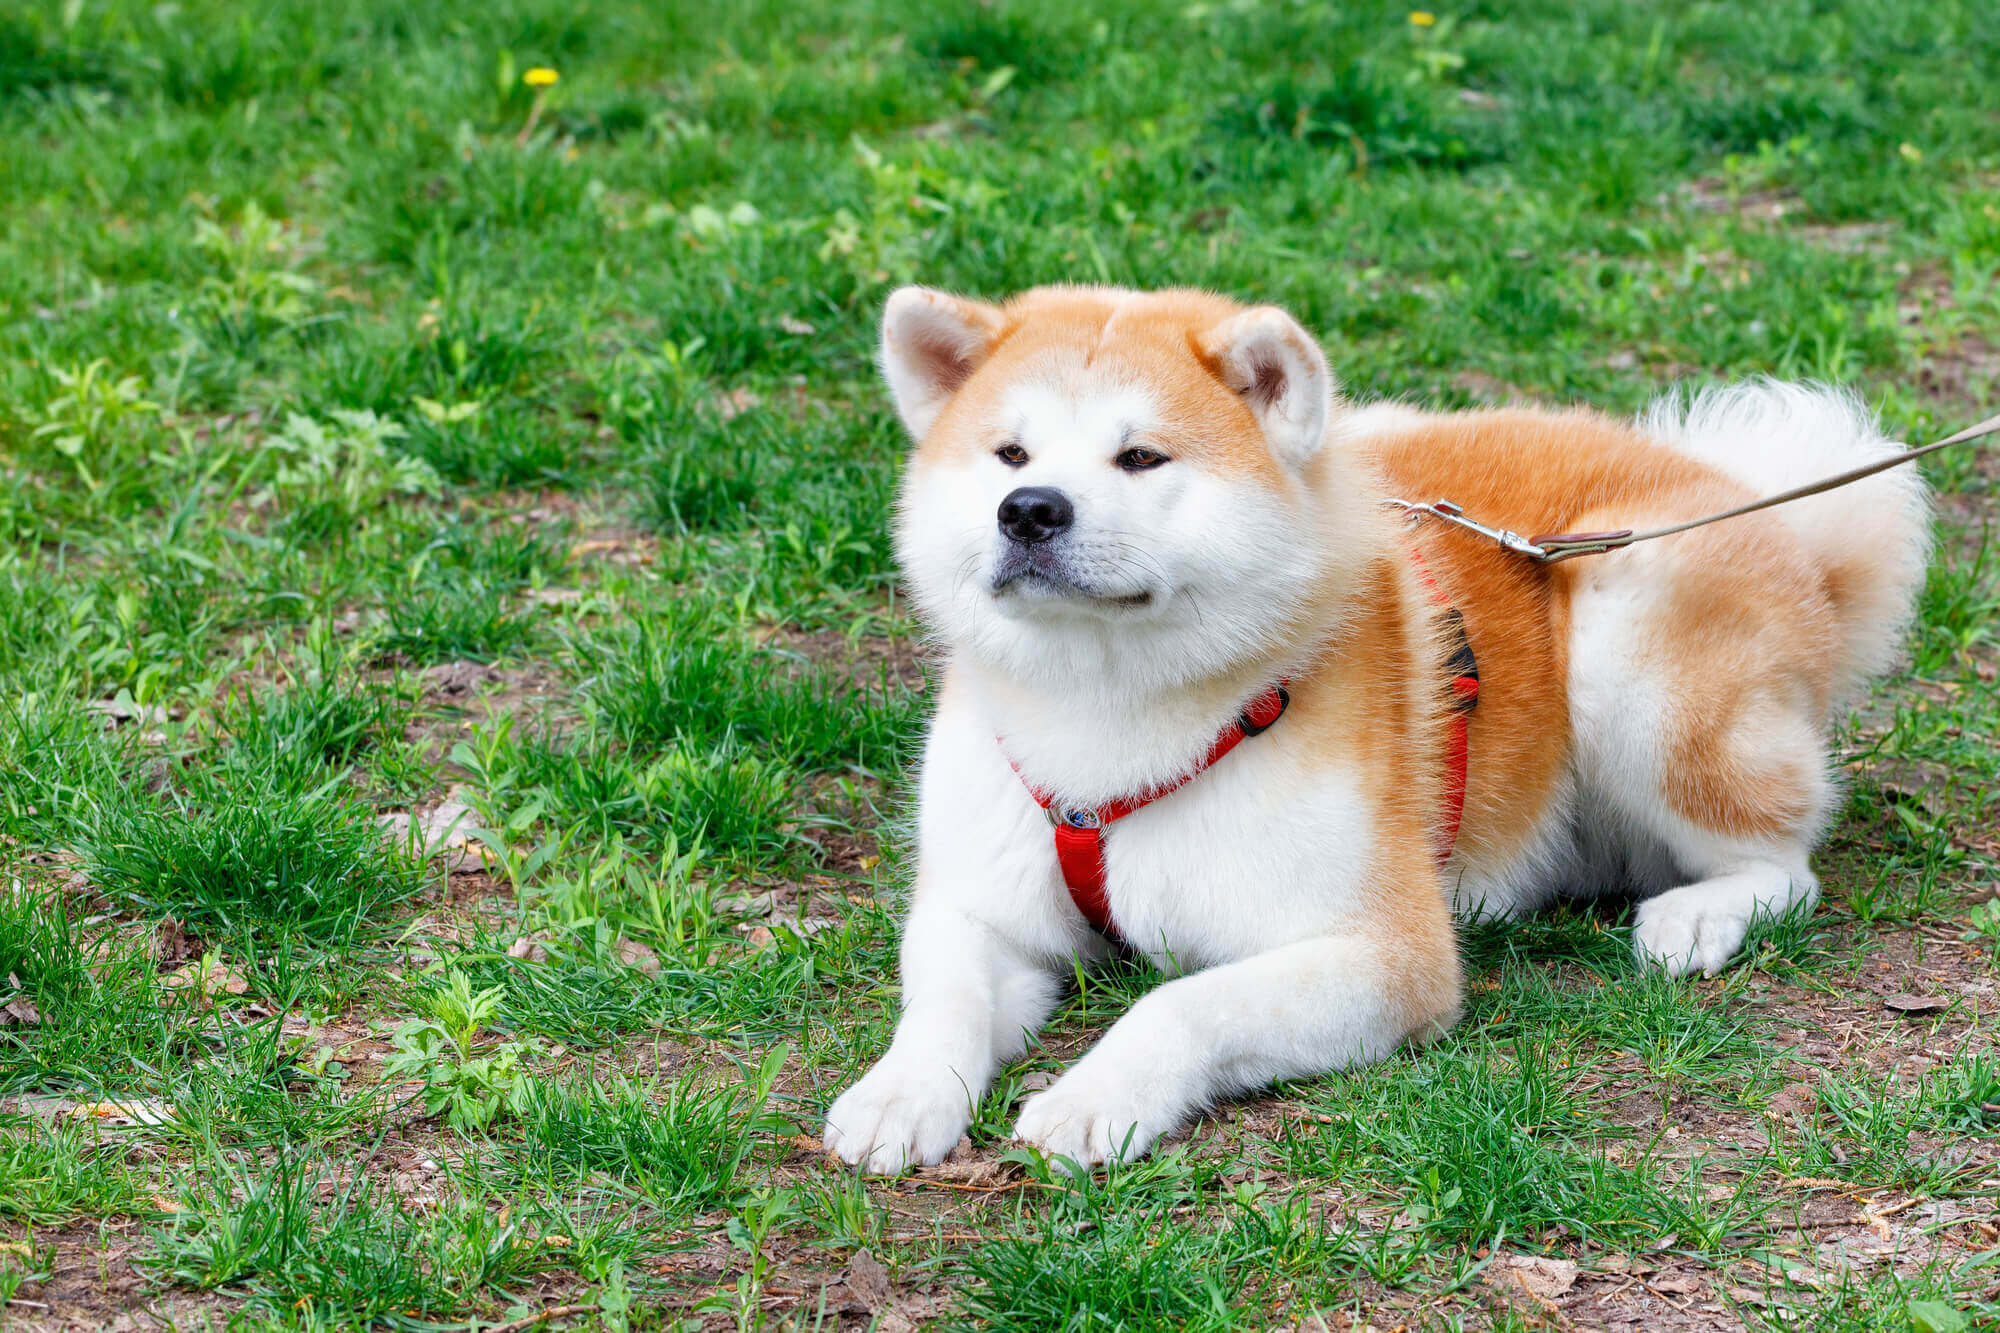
<box><xmin>485</xmin><ymin>1302</ymin><xmax>596</xmax><ymax>1333</ymax></box>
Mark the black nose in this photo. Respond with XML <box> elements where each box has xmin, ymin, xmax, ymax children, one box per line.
<box><xmin>997</xmin><ymin>486</ymin><xmax>1074</xmax><ymax>545</ymax></box>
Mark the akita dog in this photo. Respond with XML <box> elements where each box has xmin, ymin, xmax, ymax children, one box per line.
<box><xmin>824</xmin><ymin>285</ymin><xmax>1930</xmax><ymax>1172</ymax></box>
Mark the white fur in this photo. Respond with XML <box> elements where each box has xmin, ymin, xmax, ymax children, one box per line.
<box><xmin>828</xmin><ymin>310</ymin><xmax>1931</xmax><ymax>1171</ymax></box>
<box><xmin>824</xmin><ymin>676</ymin><xmax>1407</xmax><ymax>1169</ymax></box>
<box><xmin>1455</xmin><ymin>384</ymin><xmax>1926</xmax><ymax>972</ymax></box>
<box><xmin>1639</xmin><ymin>380</ymin><xmax>1932</xmax><ymax>712</ymax></box>
<box><xmin>893</xmin><ymin>305</ymin><xmax>1378</xmax><ymax>738</ymax></box>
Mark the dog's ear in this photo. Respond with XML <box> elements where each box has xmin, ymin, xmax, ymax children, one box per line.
<box><xmin>1197</xmin><ymin>306</ymin><xmax>1338</xmax><ymax>469</ymax></box>
<box><xmin>880</xmin><ymin>286</ymin><xmax>1006</xmax><ymax>440</ymax></box>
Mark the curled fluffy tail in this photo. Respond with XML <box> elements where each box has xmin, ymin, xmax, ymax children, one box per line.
<box><xmin>1639</xmin><ymin>380</ymin><xmax>1933</xmax><ymax>712</ymax></box>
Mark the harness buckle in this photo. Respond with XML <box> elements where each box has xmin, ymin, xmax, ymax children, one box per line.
<box><xmin>1237</xmin><ymin>686</ymin><xmax>1291</xmax><ymax>738</ymax></box>
<box><xmin>1045</xmin><ymin>804</ymin><xmax>1103</xmax><ymax>830</ymax></box>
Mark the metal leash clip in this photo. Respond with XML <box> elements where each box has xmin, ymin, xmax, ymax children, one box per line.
<box><xmin>1386</xmin><ymin>498</ymin><xmax>1638</xmax><ymax>564</ymax></box>
<box><xmin>1384</xmin><ymin>498</ymin><xmax>1551</xmax><ymax>559</ymax></box>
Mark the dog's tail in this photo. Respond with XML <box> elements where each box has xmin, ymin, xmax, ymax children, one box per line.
<box><xmin>1638</xmin><ymin>380</ymin><xmax>1932</xmax><ymax>713</ymax></box>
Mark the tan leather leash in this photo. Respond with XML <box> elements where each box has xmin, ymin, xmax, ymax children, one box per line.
<box><xmin>1386</xmin><ymin>411</ymin><xmax>2000</xmax><ymax>565</ymax></box>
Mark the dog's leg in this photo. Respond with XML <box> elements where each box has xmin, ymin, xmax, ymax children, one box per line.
<box><xmin>1013</xmin><ymin>930</ymin><xmax>1456</xmax><ymax>1166</ymax></box>
<box><xmin>1633</xmin><ymin>855</ymin><xmax>1816</xmax><ymax>977</ymax></box>
<box><xmin>1562</xmin><ymin>522</ymin><xmax>1848</xmax><ymax>978</ymax></box>
<box><xmin>824</xmin><ymin>900</ymin><xmax>1061</xmax><ymax>1172</ymax></box>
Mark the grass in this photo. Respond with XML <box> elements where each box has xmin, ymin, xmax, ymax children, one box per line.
<box><xmin>0</xmin><ymin>0</ymin><xmax>1996</xmax><ymax>1327</ymax></box>
<box><xmin>0</xmin><ymin>1114</ymin><xmax>150</xmax><ymax>1224</ymax></box>
<box><xmin>79</xmin><ymin>789</ymin><xmax>431</xmax><ymax>951</ymax></box>
<box><xmin>145</xmin><ymin>1155</ymin><xmax>564</xmax><ymax>1325</ymax></box>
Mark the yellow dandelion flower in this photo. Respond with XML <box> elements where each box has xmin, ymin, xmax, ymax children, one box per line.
<box><xmin>524</xmin><ymin>67</ymin><xmax>559</xmax><ymax>88</ymax></box>
<box><xmin>1409</xmin><ymin>10</ymin><xmax>1437</xmax><ymax>25</ymax></box>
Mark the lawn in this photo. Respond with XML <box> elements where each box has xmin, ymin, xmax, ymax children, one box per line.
<box><xmin>2</xmin><ymin>0</ymin><xmax>1998</xmax><ymax>1328</ymax></box>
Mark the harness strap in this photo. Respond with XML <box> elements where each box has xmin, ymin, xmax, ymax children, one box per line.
<box><xmin>1406</xmin><ymin>547</ymin><xmax>1481</xmax><ymax>864</ymax></box>
<box><xmin>1011</xmin><ymin>684</ymin><xmax>1289</xmax><ymax>941</ymax></box>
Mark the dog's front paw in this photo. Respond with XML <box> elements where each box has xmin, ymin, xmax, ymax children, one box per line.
<box><xmin>1633</xmin><ymin>888</ymin><xmax>1750</xmax><ymax>978</ymax></box>
<box><xmin>823</xmin><ymin>1059</ymin><xmax>973</xmax><ymax>1174</ymax></box>
<box><xmin>1012</xmin><ymin>1068</ymin><xmax>1177</xmax><ymax>1169</ymax></box>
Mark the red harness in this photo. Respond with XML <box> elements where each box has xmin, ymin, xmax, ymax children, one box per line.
<box><xmin>1007</xmin><ymin>547</ymin><xmax>1479</xmax><ymax>942</ymax></box>
<box><xmin>1408</xmin><ymin>543</ymin><xmax>1481</xmax><ymax>861</ymax></box>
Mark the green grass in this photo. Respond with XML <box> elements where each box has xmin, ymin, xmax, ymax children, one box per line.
<box><xmin>145</xmin><ymin>1155</ymin><xmax>563</xmax><ymax>1325</ymax></box>
<box><xmin>0</xmin><ymin>0</ymin><xmax>1996</xmax><ymax>1326</ymax></box>
<box><xmin>0</xmin><ymin>1114</ymin><xmax>151</xmax><ymax>1223</ymax></box>
<box><xmin>513</xmin><ymin>1062</ymin><xmax>778</xmax><ymax>1214</ymax></box>
<box><xmin>79</xmin><ymin>790</ymin><xmax>431</xmax><ymax>951</ymax></box>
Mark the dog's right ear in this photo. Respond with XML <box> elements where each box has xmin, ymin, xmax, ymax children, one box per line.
<box><xmin>880</xmin><ymin>287</ymin><xmax>1006</xmax><ymax>440</ymax></box>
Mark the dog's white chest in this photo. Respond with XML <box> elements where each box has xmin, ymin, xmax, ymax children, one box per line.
<box><xmin>1087</xmin><ymin>744</ymin><xmax>1377</xmax><ymax>969</ymax></box>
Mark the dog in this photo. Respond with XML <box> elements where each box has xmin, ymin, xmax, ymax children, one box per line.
<box><xmin>823</xmin><ymin>285</ymin><xmax>1930</xmax><ymax>1172</ymax></box>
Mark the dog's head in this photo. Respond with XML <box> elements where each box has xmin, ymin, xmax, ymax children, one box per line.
<box><xmin>885</xmin><ymin>285</ymin><xmax>1368</xmax><ymax>689</ymax></box>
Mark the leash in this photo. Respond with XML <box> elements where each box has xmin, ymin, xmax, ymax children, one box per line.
<box><xmin>1385</xmin><ymin>411</ymin><xmax>2000</xmax><ymax>565</ymax></box>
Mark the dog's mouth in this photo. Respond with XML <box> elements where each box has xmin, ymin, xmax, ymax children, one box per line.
<box><xmin>991</xmin><ymin>560</ymin><xmax>1154</xmax><ymax>609</ymax></box>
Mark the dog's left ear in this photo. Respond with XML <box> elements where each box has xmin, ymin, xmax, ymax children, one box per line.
<box><xmin>880</xmin><ymin>286</ymin><xmax>1007</xmax><ymax>441</ymax></box>
<box><xmin>1197</xmin><ymin>306</ymin><xmax>1338</xmax><ymax>469</ymax></box>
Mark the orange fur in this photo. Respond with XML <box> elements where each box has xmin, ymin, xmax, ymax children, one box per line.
<box><xmin>1363</xmin><ymin>410</ymin><xmax>1840</xmax><ymax>849</ymax></box>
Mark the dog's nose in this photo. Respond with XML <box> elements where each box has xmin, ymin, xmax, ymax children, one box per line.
<box><xmin>997</xmin><ymin>486</ymin><xmax>1074</xmax><ymax>545</ymax></box>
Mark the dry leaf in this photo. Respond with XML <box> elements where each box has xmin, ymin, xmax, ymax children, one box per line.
<box><xmin>86</xmin><ymin>697</ymin><xmax>168</xmax><ymax>728</ymax></box>
<box><xmin>844</xmin><ymin>1250</ymin><xmax>894</xmax><ymax>1311</ymax></box>
<box><xmin>1767</xmin><ymin>1082</ymin><xmax>1818</xmax><ymax>1119</ymax></box>
<box><xmin>1885</xmin><ymin>993</ymin><xmax>1950</xmax><ymax>1015</ymax></box>
<box><xmin>2</xmin><ymin>973</ymin><xmax>40</xmax><ymax>1027</ymax></box>
<box><xmin>153</xmin><ymin>917</ymin><xmax>193</xmax><ymax>966</ymax></box>
<box><xmin>506</xmin><ymin>936</ymin><xmax>549</xmax><ymax>963</ymax></box>
<box><xmin>161</xmin><ymin>954</ymin><xmax>251</xmax><ymax>1002</ymax></box>
<box><xmin>378</xmin><ymin>798</ymin><xmax>493</xmax><ymax>873</ymax></box>
<box><xmin>613</xmin><ymin>938</ymin><xmax>660</xmax><ymax>975</ymax></box>
<box><xmin>874</xmin><ymin>1298</ymin><xmax>936</xmax><ymax>1333</ymax></box>
<box><xmin>715</xmin><ymin>387</ymin><xmax>761</xmax><ymax>420</ymax></box>
<box><xmin>65</xmin><ymin>1099</ymin><xmax>177</xmax><ymax>1127</ymax></box>
<box><xmin>1503</xmin><ymin>1255</ymin><xmax>1578</xmax><ymax>1302</ymax></box>
<box><xmin>1651</xmin><ymin>1272</ymin><xmax>1701</xmax><ymax>1295</ymax></box>
<box><xmin>920</xmin><ymin>1137</ymin><xmax>1011</xmax><ymax>1188</ymax></box>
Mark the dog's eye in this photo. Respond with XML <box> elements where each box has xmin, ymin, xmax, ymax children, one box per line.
<box><xmin>1115</xmin><ymin>447</ymin><xmax>1169</xmax><ymax>472</ymax></box>
<box><xmin>995</xmin><ymin>443</ymin><xmax>1029</xmax><ymax>467</ymax></box>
